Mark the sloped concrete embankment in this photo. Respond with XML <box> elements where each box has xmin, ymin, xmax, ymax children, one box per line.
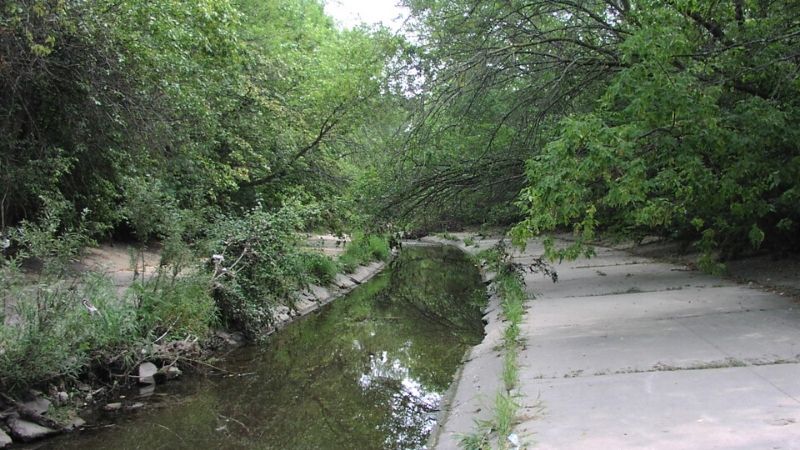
<box><xmin>269</xmin><ymin>260</ymin><xmax>387</xmax><ymax>333</ymax></box>
<box><xmin>417</xmin><ymin>236</ymin><xmax>511</xmax><ymax>450</ymax></box>
<box><xmin>513</xmin><ymin>239</ymin><xmax>800</xmax><ymax>449</ymax></box>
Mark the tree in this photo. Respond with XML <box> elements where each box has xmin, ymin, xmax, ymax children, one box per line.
<box><xmin>512</xmin><ymin>0</ymin><xmax>800</xmax><ymax>263</ymax></box>
<box><xmin>392</xmin><ymin>0</ymin><xmax>800</xmax><ymax>263</ymax></box>
<box><xmin>1</xmin><ymin>0</ymin><xmax>401</xmax><ymax>240</ymax></box>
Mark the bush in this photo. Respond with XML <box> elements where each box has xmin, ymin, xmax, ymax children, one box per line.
<box><xmin>295</xmin><ymin>252</ymin><xmax>339</xmax><ymax>286</ymax></box>
<box><xmin>135</xmin><ymin>275</ymin><xmax>218</xmax><ymax>341</ymax></box>
<box><xmin>437</xmin><ymin>231</ymin><xmax>459</xmax><ymax>241</ymax></box>
<box><xmin>338</xmin><ymin>232</ymin><xmax>389</xmax><ymax>273</ymax></box>
<box><xmin>206</xmin><ymin>202</ymin><xmax>314</xmax><ymax>338</ymax></box>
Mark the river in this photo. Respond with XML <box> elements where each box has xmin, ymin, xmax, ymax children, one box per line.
<box><xmin>40</xmin><ymin>245</ymin><xmax>485</xmax><ymax>450</ymax></box>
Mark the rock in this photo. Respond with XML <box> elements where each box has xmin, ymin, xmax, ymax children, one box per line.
<box><xmin>272</xmin><ymin>305</ymin><xmax>292</xmax><ymax>325</ymax></box>
<box><xmin>21</xmin><ymin>397</ymin><xmax>51</xmax><ymax>416</ymax></box>
<box><xmin>508</xmin><ymin>433</ymin><xmax>520</xmax><ymax>448</ymax></box>
<box><xmin>138</xmin><ymin>362</ymin><xmax>158</xmax><ymax>384</ymax></box>
<box><xmin>64</xmin><ymin>416</ymin><xmax>86</xmax><ymax>431</ymax></box>
<box><xmin>229</xmin><ymin>331</ymin><xmax>245</xmax><ymax>343</ymax></box>
<box><xmin>103</xmin><ymin>402</ymin><xmax>122</xmax><ymax>411</ymax></box>
<box><xmin>126</xmin><ymin>402</ymin><xmax>144</xmax><ymax>411</ymax></box>
<box><xmin>157</xmin><ymin>365</ymin><xmax>182</xmax><ymax>381</ymax></box>
<box><xmin>216</xmin><ymin>330</ymin><xmax>246</xmax><ymax>346</ymax></box>
<box><xmin>215</xmin><ymin>330</ymin><xmax>233</xmax><ymax>344</ymax></box>
<box><xmin>7</xmin><ymin>417</ymin><xmax>58</xmax><ymax>442</ymax></box>
<box><xmin>54</xmin><ymin>391</ymin><xmax>69</xmax><ymax>406</ymax></box>
<box><xmin>0</xmin><ymin>429</ymin><xmax>11</xmax><ymax>448</ymax></box>
<box><xmin>138</xmin><ymin>384</ymin><xmax>156</xmax><ymax>397</ymax></box>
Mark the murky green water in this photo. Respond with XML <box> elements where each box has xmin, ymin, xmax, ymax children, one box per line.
<box><xmin>42</xmin><ymin>245</ymin><xmax>485</xmax><ymax>450</ymax></box>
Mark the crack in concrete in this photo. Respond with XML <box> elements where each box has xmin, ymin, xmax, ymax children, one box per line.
<box><xmin>528</xmin><ymin>359</ymin><xmax>800</xmax><ymax>381</ymax></box>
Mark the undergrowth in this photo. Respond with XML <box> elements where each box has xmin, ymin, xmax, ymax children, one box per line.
<box><xmin>338</xmin><ymin>232</ymin><xmax>390</xmax><ymax>273</ymax></box>
<box><xmin>437</xmin><ymin>231</ymin><xmax>459</xmax><ymax>241</ymax></box>
<box><xmin>1</xmin><ymin>200</ymin><xmax>386</xmax><ymax>396</ymax></box>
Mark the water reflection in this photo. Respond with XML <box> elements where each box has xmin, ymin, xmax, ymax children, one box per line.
<box><xmin>40</xmin><ymin>245</ymin><xmax>485</xmax><ymax>450</ymax></box>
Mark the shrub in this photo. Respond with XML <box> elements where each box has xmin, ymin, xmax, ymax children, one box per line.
<box><xmin>367</xmin><ymin>235</ymin><xmax>390</xmax><ymax>260</ymax></box>
<box><xmin>295</xmin><ymin>252</ymin><xmax>339</xmax><ymax>286</ymax></box>
<box><xmin>206</xmin><ymin>202</ymin><xmax>314</xmax><ymax>338</ymax></box>
<box><xmin>135</xmin><ymin>275</ymin><xmax>218</xmax><ymax>340</ymax></box>
<box><xmin>338</xmin><ymin>232</ymin><xmax>389</xmax><ymax>273</ymax></box>
<box><xmin>437</xmin><ymin>231</ymin><xmax>459</xmax><ymax>241</ymax></box>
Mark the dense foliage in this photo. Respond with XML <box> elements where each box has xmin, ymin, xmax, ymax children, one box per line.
<box><xmin>1</xmin><ymin>0</ymin><xmax>396</xmax><ymax>391</ymax></box>
<box><xmin>1</xmin><ymin>0</ymin><xmax>394</xmax><ymax>235</ymax></box>
<box><xmin>378</xmin><ymin>0</ymin><xmax>800</xmax><ymax>264</ymax></box>
<box><xmin>3</xmin><ymin>0</ymin><xmax>799</xmax><ymax>394</ymax></box>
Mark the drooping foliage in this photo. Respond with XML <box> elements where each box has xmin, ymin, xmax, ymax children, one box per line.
<box><xmin>513</xmin><ymin>0</ymin><xmax>800</xmax><ymax>263</ymax></box>
<box><xmin>384</xmin><ymin>0</ymin><xmax>800</xmax><ymax>262</ymax></box>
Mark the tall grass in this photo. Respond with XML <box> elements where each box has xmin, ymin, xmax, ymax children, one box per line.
<box><xmin>338</xmin><ymin>233</ymin><xmax>390</xmax><ymax>273</ymax></box>
<box><xmin>294</xmin><ymin>252</ymin><xmax>339</xmax><ymax>286</ymax></box>
<box><xmin>460</xmin><ymin>242</ymin><xmax>528</xmax><ymax>449</ymax></box>
<box><xmin>0</xmin><ymin>272</ymin><xmax>141</xmax><ymax>392</ymax></box>
<box><xmin>1</xmin><ymin>266</ymin><xmax>217</xmax><ymax>394</ymax></box>
<box><xmin>135</xmin><ymin>275</ymin><xmax>219</xmax><ymax>340</ymax></box>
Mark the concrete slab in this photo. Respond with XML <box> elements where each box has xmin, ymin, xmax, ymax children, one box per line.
<box><xmin>752</xmin><ymin>363</ymin><xmax>800</xmax><ymax>399</ymax></box>
<box><xmin>676</xmin><ymin>309</ymin><xmax>800</xmax><ymax>362</ymax></box>
<box><xmin>513</xmin><ymin>249</ymin><xmax>648</xmax><ymax>270</ymax></box>
<box><xmin>520</xmin><ymin>285</ymin><xmax>800</xmax><ymax>377</ymax></box>
<box><xmin>520</xmin><ymin>308</ymin><xmax>800</xmax><ymax>378</ymax></box>
<box><xmin>334</xmin><ymin>273</ymin><xmax>357</xmax><ymax>290</ymax></box>
<box><xmin>348</xmin><ymin>262</ymin><xmax>383</xmax><ymax>284</ymax></box>
<box><xmin>526</xmin><ymin>286</ymin><xmax>791</xmax><ymax>330</ymax></box>
<box><xmin>525</xmin><ymin>262</ymin><xmax>733</xmax><ymax>299</ymax></box>
<box><xmin>517</xmin><ymin>365</ymin><xmax>800</xmax><ymax>450</ymax></box>
<box><xmin>432</xmin><ymin>293</ymin><xmax>506</xmax><ymax>450</ymax></box>
<box><xmin>293</xmin><ymin>297</ymin><xmax>317</xmax><ymax>316</ymax></box>
<box><xmin>434</xmin><ymin>234</ymin><xmax>800</xmax><ymax>449</ymax></box>
<box><xmin>309</xmin><ymin>285</ymin><xmax>332</xmax><ymax>302</ymax></box>
<box><xmin>519</xmin><ymin>317</ymin><xmax>728</xmax><ymax>378</ymax></box>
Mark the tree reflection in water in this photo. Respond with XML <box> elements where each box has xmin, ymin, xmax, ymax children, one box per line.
<box><xmin>44</xmin><ymin>245</ymin><xmax>485</xmax><ymax>450</ymax></box>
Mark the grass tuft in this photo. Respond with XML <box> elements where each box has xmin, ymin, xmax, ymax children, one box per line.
<box><xmin>461</xmin><ymin>239</ymin><xmax>529</xmax><ymax>449</ymax></box>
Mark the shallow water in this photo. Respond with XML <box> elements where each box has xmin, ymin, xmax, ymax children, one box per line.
<box><xmin>42</xmin><ymin>245</ymin><xmax>485</xmax><ymax>450</ymax></box>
